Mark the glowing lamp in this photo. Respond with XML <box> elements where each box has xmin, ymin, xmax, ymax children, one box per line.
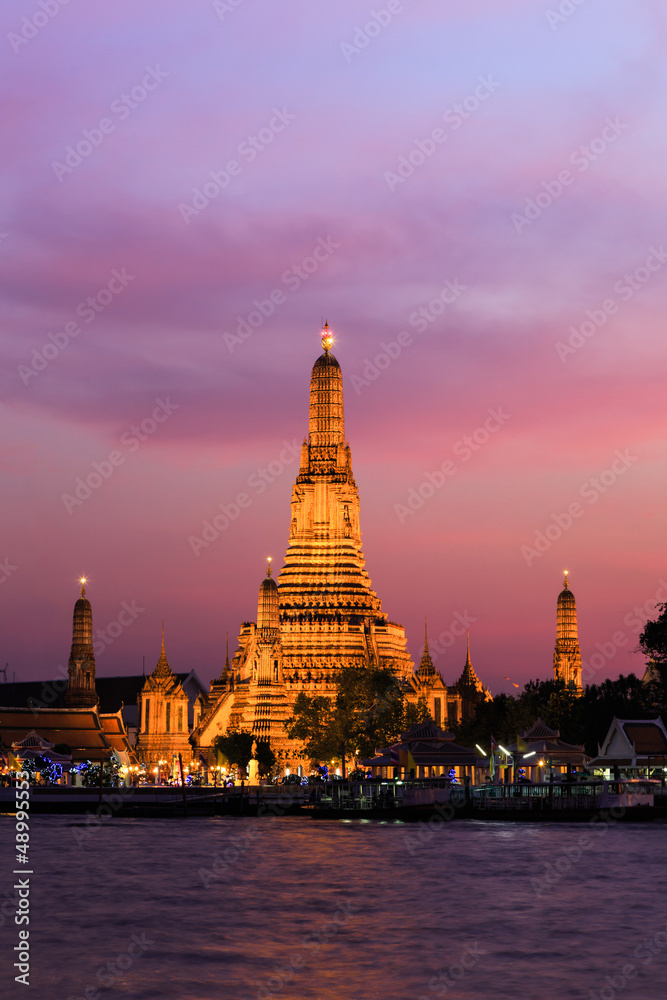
<box><xmin>321</xmin><ymin>322</ymin><xmax>334</xmax><ymax>352</ymax></box>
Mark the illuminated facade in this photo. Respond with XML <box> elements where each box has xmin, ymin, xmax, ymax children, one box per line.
<box><xmin>192</xmin><ymin>328</ymin><xmax>416</xmax><ymax>765</ymax></box>
<box><xmin>135</xmin><ymin>626</ymin><xmax>192</xmax><ymax>770</ymax></box>
<box><xmin>553</xmin><ymin>571</ymin><xmax>583</xmax><ymax>692</ymax></box>
<box><xmin>407</xmin><ymin>623</ymin><xmax>462</xmax><ymax>729</ymax></box>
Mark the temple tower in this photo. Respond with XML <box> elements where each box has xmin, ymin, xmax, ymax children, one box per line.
<box><xmin>248</xmin><ymin>559</ymin><xmax>289</xmax><ymax>741</ymax></box>
<box><xmin>453</xmin><ymin>632</ymin><xmax>491</xmax><ymax>722</ymax></box>
<box><xmin>194</xmin><ymin>328</ymin><xmax>415</xmax><ymax>768</ymax></box>
<box><xmin>553</xmin><ymin>570</ymin><xmax>583</xmax><ymax>692</ymax></box>
<box><xmin>275</xmin><ymin>324</ymin><xmax>414</xmax><ymax>682</ymax></box>
<box><xmin>136</xmin><ymin>624</ymin><xmax>191</xmax><ymax>770</ymax></box>
<box><xmin>65</xmin><ymin>578</ymin><xmax>98</xmax><ymax>708</ymax></box>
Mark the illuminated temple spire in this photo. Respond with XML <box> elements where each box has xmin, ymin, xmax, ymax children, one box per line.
<box><xmin>458</xmin><ymin>631</ymin><xmax>481</xmax><ymax>688</ymax></box>
<box><xmin>553</xmin><ymin>571</ymin><xmax>583</xmax><ymax>692</ymax></box>
<box><xmin>192</xmin><ymin>330</ymin><xmax>415</xmax><ymax>762</ymax></box>
<box><xmin>276</xmin><ymin>325</ymin><xmax>413</xmax><ymax>675</ymax></box>
<box><xmin>279</xmin><ymin>325</ymin><xmax>380</xmax><ymax>617</ymax></box>
<box><xmin>417</xmin><ymin>618</ymin><xmax>436</xmax><ymax>677</ymax></box>
<box><xmin>65</xmin><ymin>577</ymin><xmax>98</xmax><ymax>707</ymax></box>
<box><xmin>153</xmin><ymin>620</ymin><xmax>173</xmax><ymax>678</ymax></box>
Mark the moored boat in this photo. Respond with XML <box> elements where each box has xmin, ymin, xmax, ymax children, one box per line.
<box><xmin>467</xmin><ymin>778</ymin><xmax>661</xmax><ymax>821</ymax></box>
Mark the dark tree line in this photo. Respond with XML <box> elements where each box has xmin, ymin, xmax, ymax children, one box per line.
<box><xmin>456</xmin><ymin>601</ymin><xmax>667</xmax><ymax>756</ymax></box>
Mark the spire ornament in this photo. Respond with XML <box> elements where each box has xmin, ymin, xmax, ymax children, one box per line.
<box><xmin>321</xmin><ymin>321</ymin><xmax>333</xmax><ymax>353</ymax></box>
<box><xmin>153</xmin><ymin>621</ymin><xmax>173</xmax><ymax>678</ymax></box>
<box><xmin>418</xmin><ymin>616</ymin><xmax>435</xmax><ymax>677</ymax></box>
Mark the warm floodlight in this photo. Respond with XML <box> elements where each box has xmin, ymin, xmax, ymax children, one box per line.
<box><xmin>321</xmin><ymin>321</ymin><xmax>334</xmax><ymax>352</ymax></box>
<box><xmin>475</xmin><ymin>744</ymin><xmax>487</xmax><ymax>756</ymax></box>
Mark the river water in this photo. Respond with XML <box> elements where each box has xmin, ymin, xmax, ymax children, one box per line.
<box><xmin>1</xmin><ymin>814</ymin><xmax>666</xmax><ymax>1000</ymax></box>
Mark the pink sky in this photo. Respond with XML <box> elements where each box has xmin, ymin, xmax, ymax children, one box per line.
<box><xmin>1</xmin><ymin>1</ymin><xmax>666</xmax><ymax>692</ymax></box>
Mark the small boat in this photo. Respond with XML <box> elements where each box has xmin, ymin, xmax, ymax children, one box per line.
<box><xmin>467</xmin><ymin>778</ymin><xmax>661</xmax><ymax>821</ymax></box>
<box><xmin>307</xmin><ymin>777</ymin><xmax>460</xmax><ymax>820</ymax></box>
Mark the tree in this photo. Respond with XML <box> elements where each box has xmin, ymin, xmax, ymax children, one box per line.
<box><xmin>286</xmin><ymin>666</ymin><xmax>429</xmax><ymax>776</ymax></box>
<box><xmin>639</xmin><ymin>603</ymin><xmax>667</xmax><ymax>709</ymax></box>
<box><xmin>454</xmin><ymin>673</ymin><xmax>654</xmax><ymax>758</ymax></box>
<box><xmin>214</xmin><ymin>730</ymin><xmax>275</xmax><ymax>775</ymax></box>
<box><xmin>640</xmin><ymin>602</ymin><xmax>667</xmax><ymax>666</ymax></box>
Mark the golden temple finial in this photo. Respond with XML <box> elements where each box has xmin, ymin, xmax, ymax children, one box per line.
<box><xmin>466</xmin><ymin>629</ymin><xmax>471</xmax><ymax>666</ymax></box>
<box><xmin>321</xmin><ymin>321</ymin><xmax>333</xmax><ymax>353</ymax></box>
<box><xmin>79</xmin><ymin>577</ymin><xmax>87</xmax><ymax>598</ymax></box>
<box><xmin>266</xmin><ymin>556</ymin><xmax>272</xmax><ymax>578</ymax></box>
<box><xmin>424</xmin><ymin>616</ymin><xmax>428</xmax><ymax>650</ymax></box>
<box><xmin>563</xmin><ymin>569</ymin><xmax>569</xmax><ymax>590</ymax></box>
<box><xmin>161</xmin><ymin>619</ymin><xmax>165</xmax><ymax>655</ymax></box>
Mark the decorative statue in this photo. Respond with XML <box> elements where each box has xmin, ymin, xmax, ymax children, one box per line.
<box><xmin>251</xmin><ymin>739</ymin><xmax>258</xmax><ymax>759</ymax></box>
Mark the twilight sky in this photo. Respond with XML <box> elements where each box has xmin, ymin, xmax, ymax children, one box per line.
<box><xmin>1</xmin><ymin>0</ymin><xmax>666</xmax><ymax>693</ymax></box>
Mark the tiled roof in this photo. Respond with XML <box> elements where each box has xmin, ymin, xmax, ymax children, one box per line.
<box><xmin>523</xmin><ymin>717</ymin><xmax>560</xmax><ymax>739</ymax></box>
<box><xmin>622</xmin><ymin>722</ymin><xmax>667</xmax><ymax>754</ymax></box>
